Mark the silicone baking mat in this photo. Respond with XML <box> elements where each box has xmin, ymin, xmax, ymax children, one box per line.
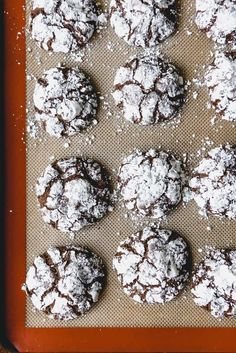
<box><xmin>25</xmin><ymin>0</ymin><xmax>236</xmax><ymax>328</ymax></box>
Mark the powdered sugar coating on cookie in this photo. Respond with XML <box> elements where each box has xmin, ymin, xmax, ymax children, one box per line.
<box><xmin>33</xmin><ymin>67</ymin><xmax>98</xmax><ymax>137</ymax></box>
<box><xmin>190</xmin><ymin>145</ymin><xmax>236</xmax><ymax>219</ymax></box>
<box><xmin>113</xmin><ymin>55</ymin><xmax>185</xmax><ymax>125</ymax></box>
<box><xmin>195</xmin><ymin>0</ymin><xmax>236</xmax><ymax>45</ymax></box>
<box><xmin>113</xmin><ymin>226</ymin><xmax>191</xmax><ymax>304</ymax></box>
<box><xmin>109</xmin><ymin>0</ymin><xmax>178</xmax><ymax>48</ymax></box>
<box><xmin>36</xmin><ymin>157</ymin><xmax>111</xmax><ymax>232</ymax></box>
<box><xmin>117</xmin><ymin>149</ymin><xmax>184</xmax><ymax>218</ymax></box>
<box><xmin>192</xmin><ymin>247</ymin><xmax>236</xmax><ymax>318</ymax></box>
<box><xmin>30</xmin><ymin>0</ymin><xmax>100</xmax><ymax>53</ymax></box>
<box><xmin>24</xmin><ymin>246</ymin><xmax>106</xmax><ymax>320</ymax></box>
<box><xmin>206</xmin><ymin>51</ymin><xmax>236</xmax><ymax>122</ymax></box>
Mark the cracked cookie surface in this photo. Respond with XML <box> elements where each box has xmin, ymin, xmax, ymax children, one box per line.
<box><xmin>30</xmin><ymin>0</ymin><xmax>100</xmax><ymax>53</ymax></box>
<box><xmin>117</xmin><ymin>149</ymin><xmax>184</xmax><ymax>218</ymax></box>
<box><xmin>113</xmin><ymin>226</ymin><xmax>191</xmax><ymax>304</ymax></box>
<box><xmin>113</xmin><ymin>55</ymin><xmax>185</xmax><ymax>126</ymax></box>
<box><xmin>36</xmin><ymin>157</ymin><xmax>111</xmax><ymax>232</ymax></box>
<box><xmin>195</xmin><ymin>0</ymin><xmax>236</xmax><ymax>45</ymax></box>
<box><xmin>192</xmin><ymin>247</ymin><xmax>236</xmax><ymax>318</ymax></box>
<box><xmin>24</xmin><ymin>245</ymin><xmax>106</xmax><ymax>320</ymax></box>
<box><xmin>206</xmin><ymin>51</ymin><xmax>236</xmax><ymax>122</ymax></box>
<box><xmin>33</xmin><ymin>67</ymin><xmax>98</xmax><ymax>138</ymax></box>
<box><xmin>189</xmin><ymin>145</ymin><xmax>236</xmax><ymax>219</ymax></box>
<box><xmin>109</xmin><ymin>0</ymin><xmax>178</xmax><ymax>48</ymax></box>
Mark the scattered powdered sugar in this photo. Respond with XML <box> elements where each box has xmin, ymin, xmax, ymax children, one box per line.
<box><xmin>30</xmin><ymin>0</ymin><xmax>101</xmax><ymax>53</ymax></box>
<box><xmin>33</xmin><ymin>67</ymin><xmax>98</xmax><ymax>138</ymax></box>
<box><xmin>195</xmin><ymin>0</ymin><xmax>236</xmax><ymax>45</ymax></box>
<box><xmin>113</xmin><ymin>226</ymin><xmax>191</xmax><ymax>304</ymax></box>
<box><xmin>189</xmin><ymin>144</ymin><xmax>236</xmax><ymax>219</ymax></box>
<box><xmin>36</xmin><ymin>157</ymin><xmax>111</xmax><ymax>233</ymax></box>
<box><xmin>117</xmin><ymin>148</ymin><xmax>185</xmax><ymax>219</ymax></box>
<box><xmin>192</xmin><ymin>247</ymin><xmax>236</xmax><ymax>318</ymax></box>
<box><xmin>206</xmin><ymin>51</ymin><xmax>236</xmax><ymax>122</ymax></box>
<box><xmin>63</xmin><ymin>141</ymin><xmax>70</xmax><ymax>148</ymax></box>
<box><xmin>23</xmin><ymin>245</ymin><xmax>105</xmax><ymax>320</ymax></box>
<box><xmin>113</xmin><ymin>53</ymin><xmax>185</xmax><ymax>126</ymax></box>
<box><xmin>109</xmin><ymin>0</ymin><xmax>178</xmax><ymax>48</ymax></box>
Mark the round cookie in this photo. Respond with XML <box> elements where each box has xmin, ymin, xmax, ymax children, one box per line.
<box><xmin>206</xmin><ymin>51</ymin><xmax>236</xmax><ymax>122</ymax></box>
<box><xmin>24</xmin><ymin>245</ymin><xmax>106</xmax><ymax>320</ymax></box>
<box><xmin>113</xmin><ymin>55</ymin><xmax>185</xmax><ymax>126</ymax></box>
<box><xmin>33</xmin><ymin>67</ymin><xmax>98</xmax><ymax>138</ymax></box>
<box><xmin>109</xmin><ymin>0</ymin><xmax>178</xmax><ymax>48</ymax></box>
<box><xmin>36</xmin><ymin>157</ymin><xmax>111</xmax><ymax>232</ymax></box>
<box><xmin>192</xmin><ymin>247</ymin><xmax>236</xmax><ymax>318</ymax></box>
<box><xmin>113</xmin><ymin>226</ymin><xmax>191</xmax><ymax>304</ymax></box>
<box><xmin>30</xmin><ymin>0</ymin><xmax>100</xmax><ymax>53</ymax></box>
<box><xmin>117</xmin><ymin>149</ymin><xmax>184</xmax><ymax>218</ymax></box>
<box><xmin>189</xmin><ymin>145</ymin><xmax>236</xmax><ymax>219</ymax></box>
<box><xmin>195</xmin><ymin>0</ymin><xmax>236</xmax><ymax>45</ymax></box>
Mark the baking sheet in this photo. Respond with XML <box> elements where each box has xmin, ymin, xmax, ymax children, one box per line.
<box><xmin>26</xmin><ymin>0</ymin><xmax>236</xmax><ymax>327</ymax></box>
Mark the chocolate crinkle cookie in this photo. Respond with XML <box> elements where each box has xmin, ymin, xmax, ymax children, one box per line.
<box><xmin>192</xmin><ymin>247</ymin><xmax>236</xmax><ymax>318</ymax></box>
<box><xmin>33</xmin><ymin>67</ymin><xmax>98</xmax><ymax>138</ymax></box>
<box><xmin>113</xmin><ymin>226</ymin><xmax>191</xmax><ymax>304</ymax></box>
<box><xmin>117</xmin><ymin>149</ymin><xmax>185</xmax><ymax>219</ymax></box>
<box><xmin>36</xmin><ymin>157</ymin><xmax>112</xmax><ymax>232</ymax></box>
<box><xmin>189</xmin><ymin>145</ymin><xmax>236</xmax><ymax>219</ymax></box>
<box><xmin>23</xmin><ymin>246</ymin><xmax>106</xmax><ymax>320</ymax></box>
<box><xmin>195</xmin><ymin>0</ymin><xmax>236</xmax><ymax>45</ymax></box>
<box><xmin>113</xmin><ymin>55</ymin><xmax>185</xmax><ymax>126</ymax></box>
<box><xmin>206</xmin><ymin>51</ymin><xmax>236</xmax><ymax>122</ymax></box>
<box><xmin>30</xmin><ymin>0</ymin><xmax>100</xmax><ymax>53</ymax></box>
<box><xmin>109</xmin><ymin>0</ymin><xmax>178</xmax><ymax>48</ymax></box>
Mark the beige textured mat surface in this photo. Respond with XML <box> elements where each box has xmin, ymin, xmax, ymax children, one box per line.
<box><xmin>26</xmin><ymin>0</ymin><xmax>236</xmax><ymax>327</ymax></box>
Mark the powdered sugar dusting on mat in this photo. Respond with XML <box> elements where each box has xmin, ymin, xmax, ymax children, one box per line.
<box><xmin>206</xmin><ymin>51</ymin><xmax>236</xmax><ymax>122</ymax></box>
<box><xmin>195</xmin><ymin>0</ymin><xmax>236</xmax><ymax>45</ymax></box>
<box><xmin>36</xmin><ymin>157</ymin><xmax>111</xmax><ymax>233</ymax></box>
<box><xmin>117</xmin><ymin>149</ymin><xmax>185</xmax><ymax>219</ymax></box>
<box><xmin>113</xmin><ymin>54</ymin><xmax>185</xmax><ymax>126</ymax></box>
<box><xmin>113</xmin><ymin>226</ymin><xmax>191</xmax><ymax>304</ymax></box>
<box><xmin>109</xmin><ymin>0</ymin><xmax>178</xmax><ymax>48</ymax></box>
<box><xmin>192</xmin><ymin>247</ymin><xmax>236</xmax><ymax>318</ymax></box>
<box><xmin>30</xmin><ymin>0</ymin><xmax>100</xmax><ymax>53</ymax></box>
<box><xmin>33</xmin><ymin>67</ymin><xmax>98</xmax><ymax>137</ymax></box>
<box><xmin>23</xmin><ymin>245</ymin><xmax>106</xmax><ymax>320</ymax></box>
<box><xmin>190</xmin><ymin>145</ymin><xmax>236</xmax><ymax>219</ymax></box>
